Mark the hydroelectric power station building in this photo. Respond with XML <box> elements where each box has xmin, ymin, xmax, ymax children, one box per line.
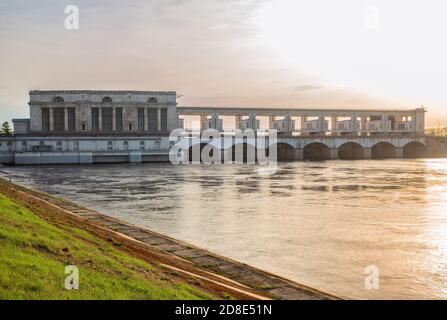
<box><xmin>2</xmin><ymin>90</ymin><xmax>177</xmax><ymax>164</ymax></box>
<box><xmin>0</xmin><ymin>89</ymin><xmax>438</xmax><ymax>165</ymax></box>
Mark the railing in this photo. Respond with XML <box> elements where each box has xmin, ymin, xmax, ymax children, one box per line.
<box><xmin>0</xmin><ymin>170</ymin><xmax>31</xmax><ymax>183</ymax></box>
<box><xmin>179</xmin><ymin>130</ymin><xmax>426</xmax><ymax>138</ymax></box>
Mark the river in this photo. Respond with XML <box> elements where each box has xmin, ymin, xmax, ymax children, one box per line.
<box><xmin>6</xmin><ymin>159</ymin><xmax>447</xmax><ymax>299</ymax></box>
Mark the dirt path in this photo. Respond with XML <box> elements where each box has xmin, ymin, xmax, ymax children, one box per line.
<box><xmin>0</xmin><ymin>178</ymin><xmax>340</xmax><ymax>300</ymax></box>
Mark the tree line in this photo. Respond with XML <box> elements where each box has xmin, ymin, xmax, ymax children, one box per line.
<box><xmin>426</xmin><ymin>127</ymin><xmax>447</xmax><ymax>137</ymax></box>
<box><xmin>0</xmin><ymin>121</ymin><xmax>12</xmax><ymax>136</ymax></box>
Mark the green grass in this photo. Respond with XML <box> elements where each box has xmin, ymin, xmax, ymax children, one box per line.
<box><xmin>0</xmin><ymin>194</ymin><xmax>214</xmax><ymax>300</ymax></box>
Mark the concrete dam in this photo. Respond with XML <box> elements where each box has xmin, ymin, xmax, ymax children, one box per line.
<box><xmin>1</xmin><ymin>90</ymin><xmax>446</xmax><ymax>165</ymax></box>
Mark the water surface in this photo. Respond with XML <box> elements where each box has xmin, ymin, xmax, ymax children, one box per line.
<box><xmin>7</xmin><ymin>159</ymin><xmax>447</xmax><ymax>299</ymax></box>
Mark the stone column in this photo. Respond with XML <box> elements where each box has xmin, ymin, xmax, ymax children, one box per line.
<box><xmin>144</xmin><ymin>108</ymin><xmax>148</xmax><ymax>131</ymax></box>
<box><xmin>64</xmin><ymin>107</ymin><xmax>68</xmax><ymax>131</ymax></box>
<box><xmin>74</xmin><ymin>106</ymin><xmax>79</xmax><ymax>132</ymax></box>
<box><xmin>112</xmin><ymin>107</ymin><xmax>116</xmax><ymax>131</ymax></box>
<box><xmin>300</xmin><ymin>116</ymin><xmax>306</xmax><ymax>134</ymax></box>
<box><xmin>200</xmin><ymin>114</ymin><xmax>207</xmax><ymax>130</ymax></box>
<box><xmin>412</xmin><ymin>112</ymin><xmax>417</xmax><ymax>133</ymax></box>
<box><xmin>49</xmin><ymin>107</ymin><xmax>54</xmax><ymax>131</ymax></box>
<box><xmin>396</xmin><ymin>147</ymin><xmax>404</xmax><ymax>158</ymax></box>
<box><xmin>98</xmin><ymin>108</ymin><xmax>103</xmax><ymax>131</ymax></box>
<box><xmin>382</xmin><ymin>114</ymin><xmax>388</xmax><ymax>133</ymax></box>
<box><xmin>351</xmin><ymin>115</ymin><xmax>357</xmax><ymax>133</ymax></box>
<box><xmin>361</xmin><ymin>116</ymin><xmax>368</xmax><ymax>135</ymax></box>
<box><xmin>211</xmin><ymin>112</ymin><xmax>220</xmax><ymax>130</ymax></box>
<box><xmin>318</xmin><ymin>115</ymin><xmax>326</xmax><ymax>133</ymax></box>
<box><xmin>157</xmin><ymin>108</ymin><xmax>161</xmax><ymax>131</ymax></box>
<box><xmin>331</xmin><ymin>116</ymin><xmax>338</xmax><ymax>135</ymax></box>
<box><xmin>284</xmin><ymin>114</ymin><xmax>293</xmax><ymax>132</ymax></box>
<box><xmin>235</xmin><ymin>115</ymin><xmax>242</xmax><ymax>130</ymax></box>
<box><xmin>268</xmin><ymin>116</ymin><xmax>275</xmax><ymax>130</ymax></box>
<box><xmin>249</xmin><ymin>113</ymin><xmax>257</xmax><ymax>130</ymax></box>
<box><xmin>363</xmin><ymin>148</ymin><xmax>372</xmax><ymax>159</ymax></box>
<box><xmin>87</xmin><ymin>107</ymin><xmax>92</xmax><ymax>132</ymax></box>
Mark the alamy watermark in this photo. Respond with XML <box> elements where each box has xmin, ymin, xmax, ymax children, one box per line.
<box><xmin>364</xmin><ymin>5</ymin><xmax>380</xmax><ymax>30</ymax></box>
<box><xmin>169</xmin><ymin>128</ymin><xmax>278</xmax><ymax>174</ymax></box>
<box><xmin>364</xmin><ymin>264</ymin><xmax>379</xmax><ymax>290</ymax></box>
<box><xmin>65</xmin><ymin>265</ymin><xmax>79</xmax><ymax>290</ymax></box>
<box><xmin>64</xmin><ymin>5</ymin><xmax>79</xmax><ymax>30</ymax></box>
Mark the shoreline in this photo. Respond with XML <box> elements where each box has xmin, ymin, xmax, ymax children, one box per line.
<box><xmin>0</xmin><ymin>178</ymin><xmax>340</xmax><ymax>300</ymax></box>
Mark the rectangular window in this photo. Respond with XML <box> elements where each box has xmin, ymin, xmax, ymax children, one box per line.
<box><xmin>42</xmin><ymin>108</ymin><xmax>50</xmax><ymax>133</ymax></box>
<box><xmin>115</xmin><ymin>108</ymin><xmax>123</xmax><ymax>132</ymax></box>
<box><xmin>68</xmin><ymin>108</ymin><xmax>76</xmax><ymax>131</ymax></box>
<box><xmin>54</xmin><ymin>108</ymin><xmax>65</xmax><ymax>131</ymax></box>
<box><xmin>102</xmin><ymin>107</ymin><xmax>113</xmax><ymax>132</ymax></box>
<box><xmin>138</xmin><ymin>108</ymin><xmax>145</xmax><ymax>132</ymax></box>
<box><xmin>160</xmin><ymin>108</ymin><xmax>167</xmax><ymax>132</ymax></box>
<box><xmin>92</xmin><ymin>108</ymin><xmax>99</xmax><ymax>132</ymax></box>
<box><xmin>148</xmin><ymin>108</ymin><xmax>157</xmax><ymax>131</ymax></box>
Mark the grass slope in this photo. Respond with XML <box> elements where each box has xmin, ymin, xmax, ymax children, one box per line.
<box><xmin>0</xmin><ymin>193</ymin><xmax>214</xmax><ymax>300</ymax></box>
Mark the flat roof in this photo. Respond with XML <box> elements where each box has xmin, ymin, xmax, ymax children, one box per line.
<box><xmin>177</xmin><ymin>106</ymin><xmax>425</xmax><ymax>114</ymax></box>
<box><xmin>29</xmin><ymin>90</ymin><xmax>177</xmax><ymax>95</ymax></box>
<box><xmin>12</xmin><ymin>118</ymin><xmax>30</xmax><ymax>122</ymax></box>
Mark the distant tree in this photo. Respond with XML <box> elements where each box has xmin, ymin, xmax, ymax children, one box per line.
<box><xmin>426</xmin><ymin>127</ymin><xmax>447</xmax><ymax>137</ymax></box>
<box><xmin>1</xmin><ymin>121</ymin><xmax>12</xmax><ymax>136</ymax></box>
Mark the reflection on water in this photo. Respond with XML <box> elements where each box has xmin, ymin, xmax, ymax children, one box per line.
<box><xmin>7</xmin><ymin>159</ymin><xmax>447</xmax><ymax>299</ymax></box>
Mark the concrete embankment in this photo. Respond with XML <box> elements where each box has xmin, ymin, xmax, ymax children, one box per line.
<box><xmin>0</xmin><ymin>178</ymin><xmax>340</xmax><ymax>300</ymax></box>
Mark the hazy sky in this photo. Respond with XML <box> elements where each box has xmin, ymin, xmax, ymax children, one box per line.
<box><xmin>1</xmin><ymin>0</ymin><xmax>446</xmax><ymax>127</ymax></box>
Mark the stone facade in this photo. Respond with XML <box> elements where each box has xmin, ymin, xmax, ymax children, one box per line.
<box><xmin>24</xmin><ymin>90</ymin><xmax>178</xmax><ymax>135</ymax></box>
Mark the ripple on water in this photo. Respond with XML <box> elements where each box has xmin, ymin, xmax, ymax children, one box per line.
<box><xmin>10</xmin><ymin>159</ymin><xmax>447</xmax><ymax>299</ymax></box>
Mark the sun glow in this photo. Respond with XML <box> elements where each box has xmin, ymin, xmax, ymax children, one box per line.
<box><xmin>253</xmin><ymin>0</ymin><xmax>447</xmax><ymax>121</ymax></box>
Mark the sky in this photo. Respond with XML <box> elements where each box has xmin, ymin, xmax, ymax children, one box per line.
<box><xmin>0</xmin><ymin>0</ymin><xmax>446</xmax><ymax>127</ymax></box>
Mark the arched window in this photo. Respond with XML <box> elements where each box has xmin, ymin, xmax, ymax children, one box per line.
<box><xmin>148</xmin><ymin>97</ymin><xmax>158</xmax><ymax>104</ymax></box>
<box><xmin>154</xmin><ymin>140</ymin><xmax>160</xmax><ymax>149</ymax></box>
<box><xmin>139</xmin><ymin>140</ymin><xmax>145</xmax><ymax>151</ymax></box>
<box><xmin>102</xmin><ymin>96</ymin><xmax>112</xmax><ymax>103</ymax></box>
<box><xmin>56</xmin><ymin>140</ymin><xmax>63</xmax><ymax>152</ymax></box>
<box><xmin>107</xmin><ymin>140</ymin><xmax>113</xmax><ymax>151</ymax></box>
<box><xmin>53</xmin><ymin>96</ymin><xmax>64</xmax><ymax>103</ymax></box>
